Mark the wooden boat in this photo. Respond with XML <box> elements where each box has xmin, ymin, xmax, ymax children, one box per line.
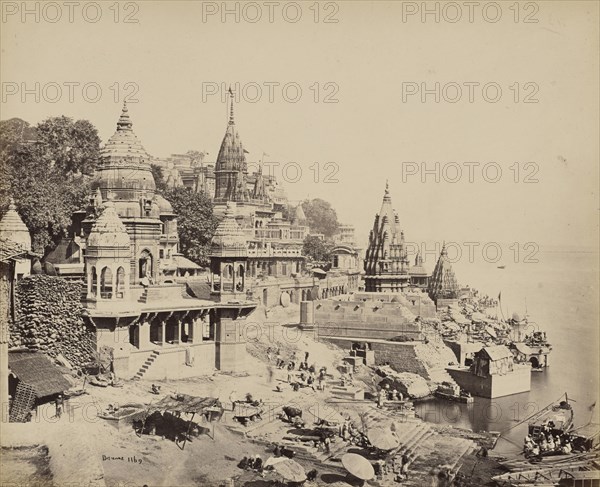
<box><xmin>528</xmin><ymin>394</ymin><xmax>574</xmax><ymax>441</ymax></box>
<box><xmin>434</xmin><ymin>390</ymin><xmax>474</xmax><ymax>404</ymax></box>
<box><xmin>492</xmin><ymin>461</ymin><xmax>599</xmax><ymax>485</ymax></box>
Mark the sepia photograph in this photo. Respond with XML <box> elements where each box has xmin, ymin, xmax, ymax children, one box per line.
<box><xmin>0</xmin><ymin>1</ymin><xmax>598</xmax><ymax>486</ymax></box>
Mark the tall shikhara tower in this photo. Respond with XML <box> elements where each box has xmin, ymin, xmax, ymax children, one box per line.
<box><xmin>363</xmin><ymin>183</ymin><xmax>410</xmax><ymax>292</ymax></box>
<box><xmin>427</xmin><ymin>244</ymin><xmax>459</xmax><ymax>304</ymax></box>
<box><xmin>214</xmin><ymin>90</ymin><xmax>249</xmax><ymax>203</ymax></box>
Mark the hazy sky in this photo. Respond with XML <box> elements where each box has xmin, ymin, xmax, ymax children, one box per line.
<box><xmin>2</xmin><ymin>1</ymin><xmax>598</xmax><ymax>252</ymax></box>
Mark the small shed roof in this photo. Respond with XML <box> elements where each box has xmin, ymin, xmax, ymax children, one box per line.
<box><xmin>479</xmin><ymin>345</ymin><xmax>513</xmax><ymax>361</ymax></box>
<box><xmin>9</xmin><ymin>351</ymin><xmax>71</xmax><ymax>398</ymax></box>
<box><xmin>0</xmin><ymin>237</ymin><xmax>36</xmax><ymax>263</ymax></box>
<box><xmin>173</xmin><ymin>255</ymin><xmax>202</xmax><ymax>270</ymax></box>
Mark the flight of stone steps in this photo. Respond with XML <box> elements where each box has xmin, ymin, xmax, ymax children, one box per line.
<box><xmin>132</xmin><ymin>350</ymin><xmax>160</xmax><ymax>380</ymax></box>
<box><xmin>398</xmin><ymin>433</ymin><xmax>478</xmax><ymax>487</ymax></box>
<box><xmin>138</xmin><ymin>288</ymin><xmax>149</xmax><ymax>303</ymax></box>
<box><xmin>428</xmin><ymin>366</ymin><xmax>459</xmax><ymax>386</ymax></box>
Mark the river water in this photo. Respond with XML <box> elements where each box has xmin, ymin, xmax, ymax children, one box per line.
<box><xmin>413</xmin><ymin>248</ymin><xmax>600</xmax><ymax>454</ymax></box>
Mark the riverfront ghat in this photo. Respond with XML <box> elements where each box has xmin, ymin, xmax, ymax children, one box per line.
<box><xmin>0</xmin><ymin>94</ymin><xmax>598</xmax><ymax>487</ymax></box>
<box><xmin>4</xmin><ymin>162</ymin><xmax>597</xmax><ymax>487</ymax></box>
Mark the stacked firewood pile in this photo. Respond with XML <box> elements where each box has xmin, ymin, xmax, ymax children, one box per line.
<box><xmin>11</xmin><ymin>275</ymin><xmax>96</xmax><ymax>367</ymax></box>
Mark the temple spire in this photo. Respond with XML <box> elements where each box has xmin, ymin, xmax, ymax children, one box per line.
<box><xmin>228</xmin><ymin>87</ymin><xmax>235</xmax><ymax>125</ymax></box>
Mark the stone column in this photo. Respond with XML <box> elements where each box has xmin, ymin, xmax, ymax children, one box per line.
<box><xmin>159</xmin><ymin>320</ymin><xmax>166</xmax><ymax>345</ymax></box>
<box><xmin>139</xmin><ymin>320</ymin><xmax>151</xmax><ymax>349</ymax></box>
<box><xmin>188</xmin><ymin>319</ymin><xmax>195</xmax><ymax>344</ymax></box>
<box><xmin>173</xmin><ymin>319</ymin><xmax>181</xmax><ymax>345</ymax></box>
<box><xmin>111</xmin><ymin>264</ymin><xmax>117</xmax><ymax>300</ymax></box>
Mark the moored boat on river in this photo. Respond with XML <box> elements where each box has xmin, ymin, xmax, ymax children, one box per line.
<box><xmin>528</xmin><ymin>394</ymin><xmax>574</xmax><ymax>441</ymax></box>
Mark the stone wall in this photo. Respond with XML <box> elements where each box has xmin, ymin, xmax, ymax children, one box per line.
<box><xmin>125</xmin><ymin>342</ymin><xmax>217</xmax><ymax>380</ymax></box>
<box><xmin>311</xmin><ymin>299</ymin><xmax>422</xmax><ymax>340</ymax></box>
<box><xmin>353</xmin><ymin>291</ymin><xmax>437</xmax><ymax>319</ymax></box>
<box><xmin>11</xmin><ymin>275</ymin><xmax>96</xmax><ymax>368</ymax></box>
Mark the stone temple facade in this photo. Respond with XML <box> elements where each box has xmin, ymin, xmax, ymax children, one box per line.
<box><xmin>212</xmin><ymin>93</ymin><xmax>309</xmax><ymax>281</ymax></box>
<box><xmin>363</xmin><ymin>183</ymin><xmax>429</xmax><ymax>292</ymax></box>
<box><xmin>36</xmin><ymin>103</ymin><xmax>258</xmax><ymax>379</ymax></box>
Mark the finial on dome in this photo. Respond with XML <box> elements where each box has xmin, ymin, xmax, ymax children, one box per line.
<box><xmin>8</xmin><ymin>197</ymin><xmax>16</xmax><ymax>211</ymax></box>
<box><xmin>441</xmin><ymin>241</ymin><xmax>447</xmax><ymax>256</ymax></box>
<box><xmin>228</xmin><ymin>86</ymin><xmax>235</xmax><ymax>125</ymax></box>
<box><xmin>117</xmin><ymin>101</ymin><xmax>133</xmax><ymax>131</ymax></box>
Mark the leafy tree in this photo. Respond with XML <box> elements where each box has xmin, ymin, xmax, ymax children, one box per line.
<box><xmin>162</xmin><ymin>187</ymin><xmax>220</xmax><ymax>266</ymax></box>
<box><xmin>301</xmin><ymin>198</ymin><xmax>339</xmax><ymax>238</ymax></box>
<box><xmin>35</xmin><ymin>116</ymin><xmax>101</xmax><ymax>175</ymax></box>
<box><xmin>151</xmin><ymin>163</ymin><xmax>169</xmax><ymax>193</ymax></box>
<box><xmin>302</xmin><ymin>235</ymin><xmax>334</xmax><ymax>262</ymax></box>
<box><xmin>0</xmin><ymin>116</ymin><xmax>99</xmax><ymax>253</ymax></box>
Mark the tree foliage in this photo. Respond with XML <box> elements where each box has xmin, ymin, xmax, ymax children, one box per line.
<box><xmin>301</xmin><ymin>198</ymin><xmax>339</xmax><ymax>238</ymax></box>
<box><xmin>0</xmin><ymin>117</ymin><xmax>100</xmax><ymax>254</ymax></box>
<box><xmin>302</xmin><ymin>235</ymin><xmax>334</xmax><ymax>263</ymax></box>
<box><xmin>162</xmin><ymin>187</ymin><xmax>220</xmax><ymax>266</ymax></box>
<box><xmin>35</xmin><ymin>116</ymin><xmax>101</xmax><ymax>175</ymax></box>
<box><xmin>151</xmin><ymin>163</ymin><xmax>169</xmax><ymax>193</ymax></box>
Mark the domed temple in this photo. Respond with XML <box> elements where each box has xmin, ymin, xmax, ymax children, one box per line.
<box><xmin>208</xmin><ymin>91</ymin><xmax>361</xmax><ymax>306</ymax></box>
<box><xmin>212</xmin><ymin>91</ymin><xmax>309</xmax><ymax>282</ymax></box>
<box><xmin>363</xmin><ymin>183</ymin><xmax>429</xmax><ymax>292</ymax></box>
<box><xmin>44</xmin><ymin>104</ymin><xmax>256</xmax><ymax>379</ymax></box>
<box><xmin>47</xmin><ymin>103</ymin><xmax>198</xmax><ymax>282</ymax></box>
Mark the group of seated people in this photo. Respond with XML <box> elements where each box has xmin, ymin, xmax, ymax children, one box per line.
<box><xmin>238</xmin><ymin>455</ymin><xmax>263</xmax><ymax>472</ymax></box>
<box><xmin>524</xmin><ymin>431</ymin><xmax>574</xmax><ymax>457</ymax></box>
<box><xmin>339</xmin><ymin>420</ymin><xmax>369</xmax><ymax>448</ymax></box>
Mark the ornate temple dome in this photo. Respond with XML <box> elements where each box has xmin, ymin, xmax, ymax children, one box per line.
<box><xmin>364</xmin><ymin>182</ymin><xmax>407</xmax><ymax>276</ymax></box>
<box><xmin>428</xmin><ymin>244</ymin><xmax>459</xmax><ymax>299</ymax></box>
<box><xmin>214</xmin><ymin>91</ymin><xmax>249</xmax><ymax>203</ymax></box>
<box><xmin>0</xmin><ymin>198</ymin><xmax>31</xmax><ymax>251</ymax></box>
<box><xmin>211</xmin><ymin>202</ymin><xmax>247</xmax><ymax>256</ymax></box>
<box><xmin>87</xmin><ymin>200</ymin><xmax>131</xmax><ymax>252</ymax></box>
<box><xmin>91</xmin><ymin>103</ymin><xmax>156</xmax><ymax>216</ymax></box>
<box><xmin>216</xmin><ymin>98</ymin><xmax>247</xmax><ymax>172</ymax></box>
